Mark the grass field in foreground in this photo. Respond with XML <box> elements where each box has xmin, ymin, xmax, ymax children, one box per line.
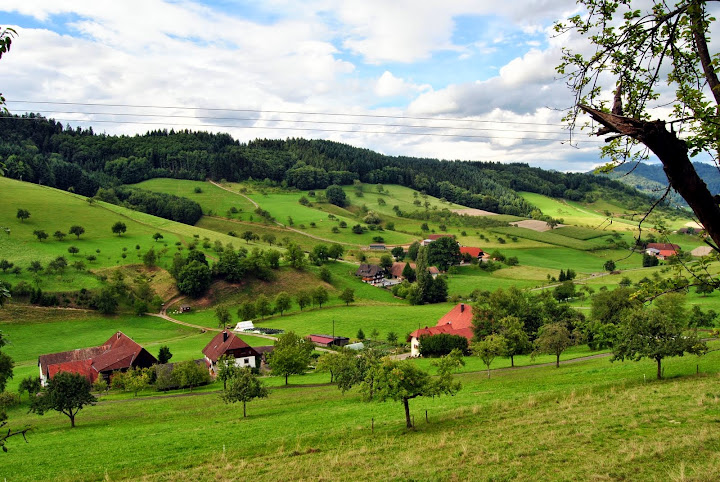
<box><xmin>2</xmin><ymin>347</ymin><xmax>718</xmax><ymax>480</ymax></box>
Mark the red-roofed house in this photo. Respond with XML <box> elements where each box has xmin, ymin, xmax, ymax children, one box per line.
<box><xmin>389</xmin><ymin>262</ymin><xmax>440</xmax><ymax>280</ymax></box>
<box><xmin>202</xmin><ymin>331</ymin><xmax>260</xmax><ymax>374</ymax></box>
<box><xmin>460</xmin><ymin>247</ymin><xmax>487</xmax><ymax>262</ymax></box>
<box><xmin>408</xmin><ymin>303</ymin><xmax>474</xmax><ymax>357</ymax></box>
<box><xmin>657</xmin><ymin>249</ymin><xmax>679</xmax><ymax>260</ymax></box>
<box><xmin>38</xmin><ymin>332</ymin><xmax>157</xmax><ymax>386</ymax></box>
<box><xmin>646</xmin><ymin>243</ymin><xmax>681</xmax><ymax>252</ymax></box>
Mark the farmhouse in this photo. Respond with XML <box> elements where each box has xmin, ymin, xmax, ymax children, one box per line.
<box><xmin>408</xmin><ymin>303</ymin><xmax>474</xmax><ymax>357</ymax></box>
<box><xmin>38</xmin><ymin>331</ymin><xmax>158</xmax><ymax>386</ymax></box>
<box><xmin>355</xmin><ymin>263</ymin><xmax>385</xmax><ymax>284</ymax></box>
<box><xmin>307</xmin><ymin>334</ymin><xmax>350</xmax><ymax>347</ymax></box>
<box><xmin>459</xmin><ymin>246</ymin><xmax>486</xmax><ymax>261</ymax></box>
<box><xmin>202</xmin><ymin>330</ymin><xmax>260</xmax><ymax>374</ymax></box>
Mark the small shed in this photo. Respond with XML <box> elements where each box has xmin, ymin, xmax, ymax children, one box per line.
<box><xmin>307</xmin><ymin>334</ymin><xmax>350</xmax><ymax>347</ymax></box>
<box><xmin>368</xmin><ymin>244</ymin><xmax>386</xmax><ymax>250</ymax></box>
<box><xmin>180</xmin><ymin>305</ymin><xmax>192</xmax><ymax>313</ymax></box>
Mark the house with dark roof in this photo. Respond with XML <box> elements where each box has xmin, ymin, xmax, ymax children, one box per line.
<box><xmin>355</xmin><ymin>263</ymin><xmax>385</xmax><ymax>284</ymax></box>
<box><xmin>38</xmin><ymin>332</ymin><xmax>157</xmax><ymax>386</ymax></box>
<box><xmin>408</xmin><ymin>303</ymin><xmax>474</xmax><ymax>357</ymax></box>
<box><xmin>202</xmin><ymin>331</ymin><xmax>260</xmax><ymax>374</ymax></box>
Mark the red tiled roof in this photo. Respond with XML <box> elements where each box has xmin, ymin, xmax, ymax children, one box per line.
<box><xmin>409</xmin><ymin>303</ymin><xmax>474</xmax><ymax>342</ymax></box>
<box><xmin>47</xmin><ymin>359</ymin><xmax>96</xmax><ymax>383</ymax></box>
<box><xmin>647</xmin><ymin>243</ymin><xmax>680</xmax><ymax>251</ymax></box>
<box><xmin>658</xmin><ymin>249</ymin><xmax>678</xmax><ymax>258</ymax></box>
<box><xmin>39</xmin><ymin>332</ymin><xmax>156</xmax><ymax>383</ymax></box>
<box><xmin>202</xmin><ymin>331</ymin><xmax>258</xmax><ymax>363</ymax></box>
<box><xmin>428</xmin><ymin>234</ymin><xmax>454</xmax><ymax>240</ymax></box>
<box><xmin>460</xmin><ymin>247</ymin><xmax>484</xmax><ymax>258</ymax></box>
<box><xmin>308</xmin><ymin>335</ymin><xmax>335</xmax><ymax>345</ymax></box>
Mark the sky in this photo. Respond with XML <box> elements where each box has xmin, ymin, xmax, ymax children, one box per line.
<box><xmin>0</xmin><ymin>0</ymin><xmax>685</xmax><ymax>172</ymax></box>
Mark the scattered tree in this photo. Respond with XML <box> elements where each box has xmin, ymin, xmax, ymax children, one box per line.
<box><xmin>534</xmin><ymin>323</ymin><xmax>573</xmax><ymax>368</ymax></box>
<box><xmin>215</xmin><ymin>306</ymin><xmax>231</xmax><ymax>328</ymax></box>
<box><xmin>30</xmin><ymin>371</ymin><xmax>97</xmax><ymax>427</ymax></box>
<box><xmin>296</xmin><ymin>291</ymin><xmax>312</xmax><ymax>311</ymax></box>
<box><xmin>603</xmin><ymin>260</ymin><xmax>616</xmax><ymax>272</ymax></box>
<box><xmin>157</xmin><ymin>345</ymin><xmax>173</xmax><ymax>364</ymax></box>
<box><xmin>33</xmin><ymin>230</ymin><xmax>48</xmax><ymax>242</ymax></box>
<box><xmin>472</xmin><ymin>334</ymin><xmax>507</xmax><ymax>378</ymax></box>
<box><xmin>53</xmin><ymin>230</ymin><xmax>66</xmax><ymax>242</ymax></box>
<box><xmin>255</xmin><ymin>294</ymin><xmax>272</xmax><ymax>319</ymax></box>
<box><xmin>312</xmin><ymin>286</ymin><xmax>329</xmax><ymax>308</ymax></box>
<box><xmin>268</xmin><ymin>331</ymin><xmax>314</xmax><ymax>385</ymax></box>
<box><xmin>222</xmin><ymin>368</ymin><xmax>268</xmax><ymax>418</ymax></box>
<box><xmin>274</xmin><ymin>292</ymin><xmax>292</xmax><ymax>316</ymax></box>
<box><xmin>111</xmin><ymin>222</ymin><xmax>127</xmax><ymax>236</ymax></box>
<box><xmin>339</xmin><ymin>288</ymin><xmax>355</xmax><ymax>306</ymax></box>
<box><xmin>18</xmin><ymin>376</ymin><xmax>41</xmax><ymax>401</ymax></box>
<box><xmin>16</xmin><ymin>209</ymin><xmax>29</xmax><ymax>222</ymax></box>
<box><xmin>152</xmin><ymin>232</ymin><xmax>164</xmax><ymax>242</ymax></box>
<box><xmin>69</xmin><ymin>225</ymin><xmax>85</xmax><ymax>239</ymax></box>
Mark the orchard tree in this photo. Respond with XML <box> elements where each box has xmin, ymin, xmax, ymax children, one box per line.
<box><xmin>312</xmin><ymin>286</ymin><xmax>329</xmax><ymax>308</ymax></box>
<box><xmin>534</xmin><ymin>322</ymin><xmax>573</xmax><ymax>368</ymax></box>
<box><xmin>33</xmin><ymin>230</ymin><xmax>48</xmax><ymax>242</ymax></box>
<box><xmin>222</xmin><ymin>368</ymin><xmax>268</xmax><ymax>418</ymax></box>
<box><xmin>18</xmin><ymin>375</ymin><xmax>41</xmax><ymax>401</ymax></box>
<box><xmin>603</xmin><ymin>260</ymin><xmax>616</xmax><ymax>272</ymax></box>
<box><xmin>339</xmin><ymin>288</ymin><xmax>355</xmax><ymax>306</ymax></box>
<box><xmin>296</xmin><ymin>290</ymin><xmax>311</xmax><ymax>311</ymax></box>
<box><xmin>216</xmin><ymin>354</ymin><xmax>240</xmax><ymax>391</ymax></box>
<box><xmin>367</xmin><ymin>350</ymin><xmax>463</xmax><ymax>428</ymax></box>
<box><xmin>30</xmin><ymin>371</ymin><xmax>97</xmax><ymax>427</ymax></box>
<box><xmin>215</xmin><ymin>306</ymin><xmax>231</xmax><ymax>328</ymax></box>
<box><xmin>557</xmin><ymin>1</ymin><xmax>720</xmax><ymax>261</ymax></box>
<box><xmin>16</xmin><ymin>209</ymin><xmax>29</xmax><ymax>222</ymax></box>
<box><xmin>152</xmin><ymin>232</ymin><xmax>164</xmax><ymax>242</ymax></box>
<box><xmin>268</xmin><ymin>331</ymin><xmax>314</xmax><ymax>385</ymax></box>
<box><xmin>111</xmin><ymin>222</ymin><xmax>127</xmax><ymax>236</ymax></box>
<box><xmin>498</xmin><ymin>316</ymin><xmax>531</xmax><ymax>367</ymax></box>
<box><xmin>613</xmin><ymin>303</ymin><xmax>706</xmax><ymax>379</ymax></box>
<box><xmin>472</xmin><ymin>334</ymin><xmax>506</xmax><ymax>378</ymax></box>
<box><xmin>255</xmin><ymin>294</ymin><xmax>272</xmax><ymax>319</ymax></box>
<box><xmin>53</xmin><ymin>231</ymin><xmax>66</xmax><ymax>242</ymax></box>
<box><xmin>69</xmin><ymin>225</ymin><xmax>85</xmax><ymax>239</ymax></box>
<box><xmin>237</xmin><ymin>301</ymin><xmax>256</xmax><ymax>320</ymax></box>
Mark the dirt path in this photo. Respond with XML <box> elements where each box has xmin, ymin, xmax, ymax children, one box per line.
<box><xmin>209</xmin><ymin>180</ymin><xmax>259</xmax><ymax>208</ymax></box>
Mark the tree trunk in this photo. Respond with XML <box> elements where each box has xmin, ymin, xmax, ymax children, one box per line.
<box><xmin>243</xmin><ymin>401</ymin><xmax>247</xmax><ymax>418</ymax></box>
<box><xmin>657</xmin><ymin>357</ymin><xmax>663</xmax><ymax>380</ymax></box>
<box><xmin>579</xmin><ymin>105</ymin><xmax>720</xmax><ymax>251</ymax></box>
<box><xmin>285</xmin><ymin>373</ymin><xmax>288</xmax><ymax>385</ymax></box>
<box><xmin>403</xmin><ymin>398</ymin><xmax>412</xmax><ymax>428</ymax></box>
<box><xmin>486</xmin><ymin>366</ymin><xmax>491</xmax><ymax>378</ymax></box>
<box><xmin>70</xmin><ymin>414</ymin><xmax>75</xmax><ymax>428</ymax></box>
<box><xmin>510</xmin><ymin>355</ymin><xmax>514</xmax><ymax>368</ymax></box>
<box><xmin>556</xmin><ymin>354</ymin><xmax>560</xmax><ymax>368</ymax></box>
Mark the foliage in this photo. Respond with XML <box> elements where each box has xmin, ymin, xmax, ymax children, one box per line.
<box><xmin>534</xmin><ymin>323</ymin><xmax>574</xmax><ymax>368</ymax></box>
<box><xmin>603</xmin><ymin>260</ymin><xmax>616</xmax><ymax>272</ymax></box>
<box><xmin>427</xmin><ymin>236</ymin><xmax>461</xmax><ymax>271</ymax></box>
<box><xmin>418</xmin><ymin>333</ymin><xmax>469</xmax><ymax>357</ymax></box>
<box><xmin>18</xmin><ymin>375</ymin><xmax>41</xmax><ymax>401</ymax></box>
<box><xmin>268</xmin><ymin>331</ymin><xmax>314</xmax><ymax>385</ymax></box>
<box><xmin>157</xmin><ymin>345</ymin><xmax>173</xmax><ymax>364</ymax></box>
<box><xmin>613</xmin><ymin>302</ymin><xmax>707</xmax><ymax>379</ymax></box>
<box><xmin>111</xmin><ymin>222</ymin><xmax>127</xmax><ymax>236</ymax></box>
<box><xmin>472</xmin><ymin>334</ymin><xmax>507</xmax><ymax>378</ymax></box>
<box><xmin>171</xmin><ymin>360</ymin><xmax>211</xmax><ymax>391</ymax></box>
<box><xmin>585</xmin><ymin>287</ymin><xmax>641</xmax><ymax>350</ymax></box>
<box><xmin>498</xmin><ymin>316</ymin><xmax>532</xmax><ymax>367</ymax></box>
<box><xmin>312</xmin><ymin>286</ymin><xmax>329</xmax><ymax>308</ymax></box>
<box><xmin>325</xmin><ymin>184</ymin><xmax>347</xmax><ymax>207</ymax></box>
<box><xmin>215</xmin><ymin>306</ymin><xmax>231</xmax><ymax>328</ymax></box>
<box><xmin>366</xmin><ymin>350</ymin><xmax>463</xmax><ymax>428</ymax></box>
<box><xmin>222</xmin><ymin>367</ymin><xmax>268</xmax><ymax>418</ymax></box>
<box><xmin>176</xmin><ymin>260</ymin><xmax>212</xmax><ymax>297</ymax></box>
<box><xmin>339</xmin><ymin>288</ymin><xmax>355</xmax><ymax>306</ymax></box>
<box><xmin>30</xmin><ymin>371</ymin><xmax>97</xmax><ymax>427</ymax></box>
<box><xmin>274</xmin><ymin>291</ymin><xmax>292</xmax><ymax>315</ymax></box>
<box><xmin>255</xmin><ymin>294</ymin><xmax>272</xmax><ymax>319</ymax></box>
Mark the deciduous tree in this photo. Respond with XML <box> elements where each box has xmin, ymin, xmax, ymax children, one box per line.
<box><xmin>222</xmin><ymin>368</ymin><xmax>268</xmax><ymax>418</ymax></box>
<box><xmin>30</xmin><ymin>371</ymin><xmax>97</xmax><ymax>427</ymax></box>
<box><xmin>472</xmin><ymin>334</ymin><xmax>506</xmax><ymax>378</ymax></box>
<box><xmin>268</xmin><ymin>331</ymin><xmax>314</xmax><ymax>385</ymax></box>
<box><xmin>534</xmin><ymin>323</ymin><xmax>573</xmax><ymax>368</ymax></box>
<box><xmin>69</xmin><ymin>225</ymin><xmax>85</xmax><ymax>239</ymax></box>
<box><xmin>111</xmin><ymin>222</ymin><xmax>127</xmax><ymax>236</ymax></box>
<box><xmin>16</xmin><ymin>209</ymin><xmax>29</xmax><ymax>222</ymax></box>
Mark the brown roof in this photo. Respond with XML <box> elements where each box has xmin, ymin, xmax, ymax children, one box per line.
<box><xmin>647</xmin><ymin>243</ymin><xmax>680</xmax><ymax>251</ymax></box>
<box><xmin>202</xmin><ymin>331</ymin><xmax>259</xmax><ymax>363</ymax></box>
<box><xmin>39</xmin><ymin>332</ymin><xmax>157</xmax><ymax>383</ymax></box>
<box><xmin>428</xmin><ymin>234</ymin><xmax>454</xmax><ymax>240</ymax></box>
<box><xmin>390</xmin><ymin>262</ymin><xmax>439</xmax><ymax>278</ymax></box>
<box><xmin>355</xmin><ymin>263</ymin><xmax>383</xmax><ymax>278</ymax></box>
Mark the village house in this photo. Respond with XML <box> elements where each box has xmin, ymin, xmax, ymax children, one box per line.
<box><xmin>459</xmin><ymin>246</ymin><xmax>487</xmax><ymax>262</ymax></box>
<box><xmin>421</xmin><ymin>233</ymin><xmax>455</xmax><ymax>246</ymax></box>
<box><xmin>355</xmin><ymin>263</ymin><xmax>385</xmax><ymax>284</ymax></box>
<box><xmin>38</xmin><ymin>331</ymin><xmax>158</xmax><ymax>386</ymax></box>
<box><xmin>202</xmin><ymin>330</ymin><xmax>260</xmax><ymax>374</ymax></box>
<box><xmin>645</xmin><ymin>242</ymin><xmax>681</xmax><ymax>260</ymax></box>
<box><xmin>407</xmin><ymin>303</ymin><xmax>474</xmax><ymax>357</ymax></box>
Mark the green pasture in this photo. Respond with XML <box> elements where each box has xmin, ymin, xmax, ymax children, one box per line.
<box><xmin>3</xmin><ymin>344</ymin><xmax>719</xmax><ymax>480</ymax></box>
<box><xmin>498</xmin><ymin>246</ymin><xmax>642</xmax><ymax>273</ymax></box>
<box><xmin>521</xmin><ymin>191</ymin><xmax>640</xmax><ymax>229</ymax></box>
<box><xmin>132</xmin><ymin>178</ymin><xmax>256</xmax><ymax>220</ymax></box>
<box><xmin>490</xmin><ymin>226</ymin><xmax>612</xmax><ymax>250</ymax></box>
<box><xmin>446</xmin><ymin>265</ymin><xmax>541</xmax><ymax>295</ymax></box>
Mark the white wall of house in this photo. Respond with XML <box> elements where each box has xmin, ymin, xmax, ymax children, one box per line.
<box><xmin>233</xmin><ymin>356</ymin><xmax>256</xmax><ymax>368</ymax></box>
<box><xmin>410</xmin><ymin>337</ymin><xmax>421</xmax><ymax>357</ymax></box>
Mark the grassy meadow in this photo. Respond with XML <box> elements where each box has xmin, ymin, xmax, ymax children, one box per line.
<box><xmin>2</xmin><ymin>346</ymin><xmax>718</xmax><ymax>480</ymax></box>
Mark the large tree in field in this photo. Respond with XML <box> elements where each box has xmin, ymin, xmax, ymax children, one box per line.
<box><xmin>222</xmin><ymin>367</ymin><xmax>268</xmax><ymax>418</ymax></box>
<box><xmin>534</xmin><ymin>322</ymin><xmax>574</xmax><ymax>368</ymax></box>
<box><xmin>366</xmin><ymin>350</ymin><xmax>464</xmax><ymax>428</ymax></box>
<box><xmin>268</xmin><ymin>331</ymin><xmax>314</xmax><ymax>385</ymax></box>
<box><xmin>613</xmin><ymin>300</ymin><xmax>706</xmax><ymax>379</ymax></box>
<box><xmin>30</xmin><ymin>371</ymin><xmax>97</xmax><ymax>428</ymax></box>
<box><xmin>557</xmin><ymin>1</ymin><xmax>720</xmax><ymax>261</ymax></box>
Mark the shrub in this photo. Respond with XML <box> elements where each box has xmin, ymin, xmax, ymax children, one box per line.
<box><xmin>419</xmin><ymin>334</ymin><xmax>469</xmax><ymax>357</ymax></box>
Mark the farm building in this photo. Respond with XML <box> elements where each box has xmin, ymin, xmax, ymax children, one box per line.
<box><xmin>38</xmin><ymin>331</ymin><xmax>158</xmax><ymax>386</ymax></box>
<box><xmin>368</xmin><ymin>244</ymin><xmax>386</xmax><ymax>250</ymax></box>
<box><xmin>459</xmin><ymin>246</ymin><xmax>487</xmax><ymax>261</ymax></box>
<box><xmin>408</xmin><ymin>303</ymin><xmax>474</xmax><ymax>357</ymax></box>
<box><xmin>355</xmin><ymin>263</ymin><xmax>385</xmax><ymax>284</ymax></box>
<box><xmin>202</xmin><ymin>331</ymin><xmax>260</xmax><ymax>374</ymax></box>
<box><xmin>307</xmin><ymin>335</ymin><xmax>350</xmax><ymax>347</ymax></box>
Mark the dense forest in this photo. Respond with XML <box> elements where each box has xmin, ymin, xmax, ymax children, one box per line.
<box><xmin>0</xmin><ymin>113</ymin><xmax>649</xmax><ymax>217</ymax></box>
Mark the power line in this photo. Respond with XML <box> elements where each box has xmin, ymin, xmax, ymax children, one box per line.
<box><xmin>3</xmin><ymin>115</ymin><xmax>603</xmax><ymax>143</ymax></box>
<box><xmin>14</xmin><ymin>109</ymin><xmax>571</xmax><ymax>135</ymax></box>
<box><xmin>6</xmin><ymin>99</ymin><xmax>568</xmax><ymax>127</ymax></box>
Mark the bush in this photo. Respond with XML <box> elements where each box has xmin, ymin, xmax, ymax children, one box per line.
<box><xmin>0</xmin><ymin>391</ymin><xmax>21</xmax><ymax>410</ymax></box>
<box><xmin>419</xmin><ymin>333</ymin><xmax>469</xmax><ymax>357</ymax></box>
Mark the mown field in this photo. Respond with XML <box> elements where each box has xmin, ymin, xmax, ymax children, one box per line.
<box><xmin>2</xmin><ymin>345</ymin><xmax>718</xmax><ymax>481</ymax></box>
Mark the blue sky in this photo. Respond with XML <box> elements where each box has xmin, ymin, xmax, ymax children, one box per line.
<box><xmin>0</xmin><ymin>1</ymin><xmax>638</xmax><ymax>171</ymax></box>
